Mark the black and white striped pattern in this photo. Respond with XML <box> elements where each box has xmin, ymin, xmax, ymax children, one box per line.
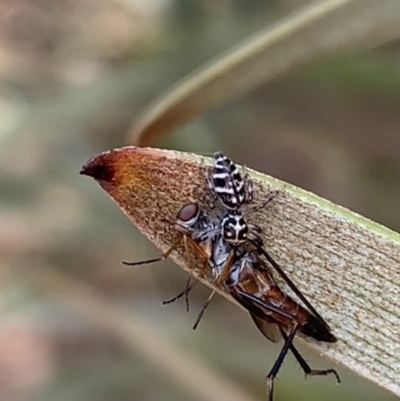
<box><xmin>206</xmin><ymin>152</ymin><xmax>253</xmax><ymax>210</ymax></box>
<box><xmin>201</xmin><ymin>151</ymin><xmax>266</xmax><ymax>248</ymax></box>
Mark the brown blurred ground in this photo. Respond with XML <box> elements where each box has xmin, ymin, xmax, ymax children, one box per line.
<box><xmin>1</xmin><ymin>1</ymin><xmax>399</xmax><ymax>401</ymax></box>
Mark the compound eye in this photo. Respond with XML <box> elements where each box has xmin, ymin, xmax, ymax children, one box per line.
<box><xmin>224</xmin><ymin>228</ymin><xmax>233</xmax><ymax>239</ymax></box>
<box><xmin>222</xmin><ymin>223</ymin><xmax>235</xmax><ymax>240</ymax></box>
<box><xmin>177</xmin><ymin>203</ymin><xmax>199</xmax><ymax>225</ymax></box>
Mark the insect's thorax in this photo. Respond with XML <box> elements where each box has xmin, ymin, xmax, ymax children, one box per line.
<box><xmin>228</xmin><ymin>251</ymin><xmax>271</xmax><ymax>289</ymax></box>
<box><xmin>209</xmin><ymin>234</ymin><xmax>231</xmax><ymax>274</ymax></box>
<box><xmin>190</xmin><ymin>209</ymin><xmax>219</xmax><ymax>241</ymax></box>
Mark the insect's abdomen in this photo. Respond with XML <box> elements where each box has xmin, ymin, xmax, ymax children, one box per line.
<box><xmin>262</xmin><ymin>285</ymin><xmax>336</xmax><ymax>342</ymax></box>
<box><xmin>256</xmin><ymin>284</ymin><xmax>307</xmax><ymax>324</ymax></box>
<box><xmin>212</xmin><ymin>153</ymin><xmax>245</xmax><ymax>209</ymax></box>
<box><xmin>301</xmin><ymin>312</ymin><xmax>337</xmax><ymax>342</ymax></box>
<box><xmin>244</xmin><ymin>274</ymin><xmax>336</xmax><ymax>343</ymax></box>
<box><xmin>231</xmin><ymin>253</ymin><xmax>337</xmax><ymax>343</ymax></box>
<box><xmin>265</xmin><ymin>287</ymin><xmax>336</xmax><ymax>342</ymax></box>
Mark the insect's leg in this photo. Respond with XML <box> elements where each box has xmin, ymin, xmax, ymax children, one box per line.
<box><xmin>191</xmin><ymin>255</ymin><xmax>216</xmax><ymax>329</ymax></box>
<box><xmin>238</xmin><ymin>287</ymin><xmax>337</xmax><ymax>388</ymax></box>
<box><xmin>196</xmin><ymin>251</ymin><xmax>209</xmax><ymax>278</ymax></box>
<box><xmin>192</xmin><ymin>252</ymin><xmax>235</xmax><ymax>330</ymax></box>
<box><xmin>183</xmin><ymin>234</ymin><xmax>198</xmax><ymax>309</ymax></box>
<box><xmin>237</xmin><ymin>289</ymin><xmax>337</xmax><ymax>389</ymax></box>
<box><xmin>184</xmin><ymin>279</ymin><xmax>192</xmax><ymax>312</ymax></box>
<box><xmin>246</xmin><ymin>190</ymin><xmax>279</xmax><ymax>215</ymax></box>
<box><xmin>192</xmin><ymin>289</ymin><xmax>215</xmax><ymax>331</ymax></box>
<box><xmin>162</xmin><ymin>235</ymin><xmax>202</xmax><ymax>310</ymax></box>
<box><xmin>266</xmin><ymin>323</ymin><xmax>299</xmax><ymax>401</ymax></box>
<box><xmin>122</xmin><ymin>237</ymin><xmax>182</xmax><ymax>266</ymax></box>
<box><xmin>247</xmin><ymin>224</ymin><xmax>264</xmax><ymax>248</ymax></box>
<box><xmin>259</xmin><ymin>190</ymin><xmax>279</xmax><ymax>209</ymax></box>
<box><xmin>200</xmin><ymin>158</ymin><xmax>216</xmax><ymax>209</ymax></box>
<box><xmin>200</xmin><ymin>158</ymin><xmax>213</xmax><ymax>191</ymax></box>
<box><xmin>279</xmin><ymin>327</ymin><xmax>340</xmax><ymax>384</ymax></box>
<box><xmin>242</xmin><ymin>165</ymin><xmax>254</xmax><ymax>204</ymax></box>
<box><xmin>215</xmin><ymin>250</ymin><xmax>235</xmax><ymax>286</ymax></box>
<box><xmin>232</xmin><ymin>289</ymin><xmax>302</xmax><ymax>401</ymax></box>
<box><xmin>162</xmin><ymin>276</ymin><xmax>200</xmax><ymax>309</ymax></box>
<box><xmin>183</xmin><ymin>249</ymin><xmax>209</xmax><ymax>311</ymax></box>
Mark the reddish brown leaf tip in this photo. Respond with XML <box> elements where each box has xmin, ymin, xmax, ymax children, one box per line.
<box><xmin>80</xmin><ymin>155</ymin><xmax>115</xmax><ymax>183</ymax></box>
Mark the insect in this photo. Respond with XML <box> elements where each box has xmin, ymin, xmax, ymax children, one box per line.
<box><xmin>203</xmin><ymin>152</ymin><xmax>335</xmax><ymax>331</ymax></box>
<box><xmin>202</xmin><ymin>151</ymin><xmax>253</xmax><ymax>210</ymax></box>
<box><xmin>127</xmin><ymin>152</ymin><xmax>263</xmax><ymax>322</ymax></box>
<box><xmin>224</xmin><ymin>247</ymin><xmax>340</xmax><ymax>401</ymax></box>
<box><xmin>202</xmin><ymin>151</ymin><xmax>276</xmax><ymax>213</ymax></box>
<box><xmin>124</xmin><ymin>148</ymin><xmax>338</xmax><ymax>400</ymax></box>
<box><xmin>124</xmin><ymin>199</ymin><xmax>339</xmax><ymax>401</ymax></box>
<box><xmin>219</xmin><ymin>206</ymin><xmax>335</xmax><ymax>332</ymax></box>
<box><xmin>122</xmin><ymin>202</ymin><xmax>236</xmax><ymax>328</ymax></box>
<box><xmin>123</xmin><ymin>198</ymin><xmax>267</xmax><ymax>329</ymax></box>
<box><xmin>126</xmin><ymin>152</ymin><xmax>331</xmax><ymax>333</ymax></box>
<box><xmin>174</xmin><ymin>202</ymin><xmax>341</xmax><ymax>400</ymax></box>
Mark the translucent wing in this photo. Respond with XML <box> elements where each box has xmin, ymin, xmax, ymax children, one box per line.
<box><xmin>250</xmin><ymin>313</ymin><xmax>281</xmax><ymax>343</ymax></box>
<box><xmin>254</xmin><ymin>245</ymin><xmax>333</xmax><ymax>331</ymax></box>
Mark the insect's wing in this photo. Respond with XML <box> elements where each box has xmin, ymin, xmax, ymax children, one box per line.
<box><xmin>186</xmin><ymin>235</ymin><xmax>213</xmax><ymax>260</ymax></box>
<box><xmin>253</xmin><ymin>256</ymin><xmax>337</xmax><ymax>343</ymax></box>
<box><xmin>228</xmin><ymin>283</ymin><xmax>282</xmax><ymax>343</ymax></box>
<box><xmin>250</xmin><ymin>313</ymin><xmax>281</xmax><ymax>343</ymax></box>
<box><xmin>255</xmin><ymin>245</ymin><xmax>332</xmax><ymax>331</ymax></box>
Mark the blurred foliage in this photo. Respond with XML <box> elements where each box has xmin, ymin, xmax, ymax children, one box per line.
<box><xmin>1</xmin><ymin>1</ymin><xmax>399</xmax><ymax>401</ymax></box>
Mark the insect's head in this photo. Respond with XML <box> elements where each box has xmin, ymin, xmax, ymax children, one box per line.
<box><xmin>175</xmin><ymin>202</ymin><xmax>200</xmax><ymax>234</ymax></box>
<box><xmin>221</xmin><ymin>210</ymin><xmax>248</xmax><ymax>245</ymax></box>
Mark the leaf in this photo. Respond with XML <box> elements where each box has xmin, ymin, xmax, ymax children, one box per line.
<box><xmin>129</xmin><ymin>0</ymin><xmax>400</xmax><ymax>146</ymax></box>
<box><xmin>81</xmin><ymin>146</ymin><xmax>400</xmax><ymax>397</ymax></box>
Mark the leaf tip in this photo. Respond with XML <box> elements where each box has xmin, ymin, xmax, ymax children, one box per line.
<box><xmin>80</xmin><ymin>154</ymin><xmax>116</xmax><ymax>183</ymax></box>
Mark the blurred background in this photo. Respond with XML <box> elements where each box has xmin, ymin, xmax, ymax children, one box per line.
<box><xmin>1</xmin><ymin>1</ymin><xmax>400</xmax><ymax>401</ymax></box>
